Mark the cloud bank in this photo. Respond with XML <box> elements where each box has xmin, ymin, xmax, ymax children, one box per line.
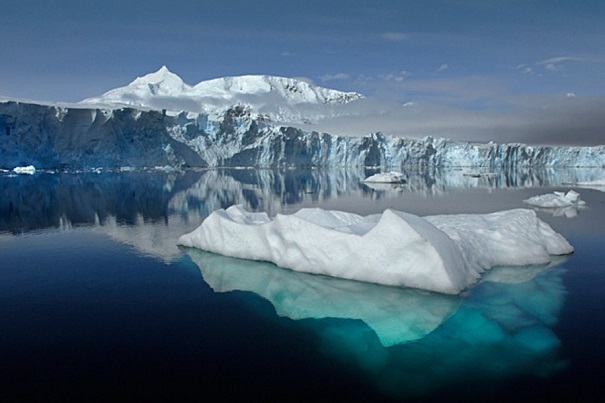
<box><xmin>297</xmin><ymin>94</ymin><xmax>605</xmax><ymax>146</ymax></box>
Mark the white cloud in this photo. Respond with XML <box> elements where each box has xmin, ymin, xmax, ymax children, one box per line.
<box><xmin>281</xmin><ymin>51</ymin><xmax>296</xmax><ymax>57</ymax></box>
<box><xmin>302</xmin><ymin>93</ymin><xmax>605</xmax><ymax>146</ymax></box>
<box><xmin>516</xmin><ymin>64</ymin><xmax>534</xmax><ymax>75</ymax></box>
<box><xmin>537</xmin><ymin>56</ymin><xmax>584</xmax><ymax>66</ymax></box>
<box><xmin>319</xmin><ymin>73</ymin><xmax>350</xmax><ymax>82</ymax></box>
<box><xmin>535</xmin><ymin>56</ymin><xmax>588</xmax><ymax>72</ymax></box>
<box><xmin>377</xmin><ymin>71</ymin><xmax>412</xmax><ymax>82</ymax></box>
<box><xmin>436</xmin><ymin>64</ymin><xmax>448</xmax><ymax>73</ymax></box>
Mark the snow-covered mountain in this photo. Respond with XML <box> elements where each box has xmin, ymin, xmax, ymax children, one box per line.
<box><xmin>80</xmin><ymin>66</ymin><xmax>364</xmax><ymax>124</ymax></box>
<box><xmin>2</xmin><ymin>100</ymin><xmax>605</xmax><ymax>170</ymax></box>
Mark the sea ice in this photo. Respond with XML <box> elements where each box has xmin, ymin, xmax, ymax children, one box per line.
<box><xmin>364</xmin><ymin>171</ymin><xmax>406</xmax><ymax>183</ymax></box>
<box><xmin>574</xmin><ymin>179</ymin><xmax>605</xmax><ymax>192</ymax></box>
<box><xmin>178</xmin><ymin>205</ymin><xmax>573</xmax><ymax>294</ymax></box>
<box><xmin>524</xmin><ymin>190</ymin><xmax>586</xmax><ymax>208</ymax></box>
<box><xmin>12</xmin><ymin>165</ymin><xmax>36</xmax><ymax>175</ymax></box>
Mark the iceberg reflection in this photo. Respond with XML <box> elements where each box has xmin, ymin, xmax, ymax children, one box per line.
<box><xmin>185</xmin><ymin>248</ymin><xmax>568</xmax><ymax>398</ymax></box>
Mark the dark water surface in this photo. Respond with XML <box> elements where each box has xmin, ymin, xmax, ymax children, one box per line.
<box><xmin>1</xmin><ymin>168</ymin><xmax>604</xmax><ymax>401</ymax></box>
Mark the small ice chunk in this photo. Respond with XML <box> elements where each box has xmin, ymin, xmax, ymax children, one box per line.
<box><xmin>12</xmin><ymin>165</ymin><xmax>36</xmax><ymax>175</ymax></box>
<box><xmin>364</xmin><ymin>171</ymin><xmax>406</xmax><ymax>183</ymax></box>
<box><xmin>524</xmin><ymin>190</ymin><xmax>586</xmax><ymax>208</ymax></box>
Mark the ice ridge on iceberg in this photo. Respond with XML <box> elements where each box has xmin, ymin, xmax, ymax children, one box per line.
<box><xmin>177</xmin><ymin>205</ymin><xmax>573</xmax><ymax>294</ymax></box>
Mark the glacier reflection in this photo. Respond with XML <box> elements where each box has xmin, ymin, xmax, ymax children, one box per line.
<box><xmin>2</xmin><ymin>167</ymin><xmax>603</xmax><ymax>235</ymax></box>
<box><xmin>184</xmin><ymin>248</ymin><xmax>568</xmax><ymax>399</ymax></box>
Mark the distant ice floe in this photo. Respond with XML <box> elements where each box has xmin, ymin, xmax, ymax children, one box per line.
<box><xmin>574</xmin><ymin>179</ymin><xmax>605</xmax><ymax>192</ymax></box>
<box><xmin>178</xmin><ymin>205</ymin><xmax>573</xmax><ymax>295</ymax></box>
<box><xmin>12</xmin><ymin>165</ymin><xmax>36</xmax><ymax>175</ymax></box>
<box><xmin>524</xmin><ymin>190</ymin><xmax>586</xmax><ymax>208</ymax></box>
<box><xmin>364</xmin><ymin>171</ymin><xmax>406</xmax><ymax>183</ymax></box>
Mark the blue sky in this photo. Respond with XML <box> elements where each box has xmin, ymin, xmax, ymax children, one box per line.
<box><xmin>1</xmin><ymin>0</ymin><xmax>604</xmax><ymax>144</ymax></box>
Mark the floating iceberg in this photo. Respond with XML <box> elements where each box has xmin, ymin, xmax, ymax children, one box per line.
<box><xmin>12</xmin><ymin>165</ymin><xmax>36</xmax><ymax>175</ymax></box>
<box><xmin>524</xmin><ymin>190</ymin><xmax>586</xmax><ymax>208</ymax></box>
<box><xmin>178</xmin><ymin>205</ymin><xmax>573</xmax><ymax>294</ymax></box>
<box><xmin>364</xmin><ymin>171</ymin><xmax>406</xmax><ymax>183</ymax></box>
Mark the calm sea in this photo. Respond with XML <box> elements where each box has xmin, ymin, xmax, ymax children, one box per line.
<box><xmin>1</xmin><ymin>168</ymin><xmax>604</xmax><ymax>401</ymax></box>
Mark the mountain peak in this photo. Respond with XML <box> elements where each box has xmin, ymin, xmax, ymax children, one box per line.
<box><xmin>80</xmin><ymin>67</ymin><xmax>364</xmax><ymax>123</ymax></box>
<box><xmin>130</xmin><ymin>66</ymin><xmax>186</xmax><ymax>90</ymax></box>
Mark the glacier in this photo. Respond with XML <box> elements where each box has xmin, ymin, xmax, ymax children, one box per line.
<box><xmin>177</xmin><ymin>205</ymin><xmax>573</xmax><ymax>294</ymax></box>
<box><xmin>2</xmin><ymin>100</ymin><xmax>605</xmax><ymax>170</ymax></box>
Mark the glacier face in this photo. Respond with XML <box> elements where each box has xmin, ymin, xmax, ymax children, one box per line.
<box><xmin>1</xmin><ymin>100</ymin><xmax>605</xmax><ymax>170</ymax></box>
<box><xmin>0</xmin><ymin>101</ymin><xmax>204</xmax><ymax>169</ymax></box>
<box><xmin>164</xmin><ymin>106</ymin><xmax>605</xmax><ymax>169</ymax></box>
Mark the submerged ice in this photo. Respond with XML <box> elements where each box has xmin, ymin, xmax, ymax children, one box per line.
<box><xmin>183</xmin><ymin>240</ymin><xmax>569</xmax><ymax>397</ymax></box>
<box><xmin>178</xmin><ymin>205</ymin><xmax>573</xmax><ymax>294</ymax></box>
<box><xmin>186</xmin><ymin>249</ymin><xmax>460</xmax><ymax>347</ymax></box>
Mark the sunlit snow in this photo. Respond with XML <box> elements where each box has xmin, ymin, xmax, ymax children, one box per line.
<box><xmin>178</xmin><ymin>205</ymin><xmax>573</xmax><ymax>294</ymax></box>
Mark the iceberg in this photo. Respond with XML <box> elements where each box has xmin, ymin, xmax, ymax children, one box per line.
<box><xmin>364</xmin><ymin>171</ymin><xmax>406</xmax><ymax>183</ymax></box>
<box><xmin>524</xmin><ymin>190</ymin><xmax>586</xmax><ymax>208</ymax></box>
<box><xmin>177</xmin><ymin>205</ymin><xmax>573</xmax><ymax>294</ymax></box>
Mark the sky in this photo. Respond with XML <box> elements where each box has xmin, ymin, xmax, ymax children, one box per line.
<box><xmin>1</xmin><ymin>0</ymin><xmax>604</xmax><ymax>145</ymax></box>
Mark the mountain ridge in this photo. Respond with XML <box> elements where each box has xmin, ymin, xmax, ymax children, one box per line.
<box><xmin>79</xmin><ymin>66</ymin><xmax>364</xmax><ymax>123</ymax></box>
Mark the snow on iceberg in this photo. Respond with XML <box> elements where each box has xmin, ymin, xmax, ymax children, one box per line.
<box><xmin>364</xmin><ymin>171</ymin><xmax>406</xmax><ymax>183</ymax></box>
<box><xmin>12</xmin><ymin>165</ymin><xmax>36</xmax><ymax>175</ymax></box>
<box><xmin>524</xmin><ymin>190</ymin><xmax>586</xmax><ymax>208</ymax></box>
<box><xmin>178</xmin><ymin>205</ymin><xmax>573</xmax><ymax>294</ymax></box>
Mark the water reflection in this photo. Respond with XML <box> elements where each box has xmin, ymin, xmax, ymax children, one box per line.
<box><xmin>2</xmin><ymin>166</ymin><xmax>603</xmax><ymax>235</ymax></box>
<box><xmin>0</xmin><ymin>167</ymin><xmax>577</xmax><ymax>399</ymax></box>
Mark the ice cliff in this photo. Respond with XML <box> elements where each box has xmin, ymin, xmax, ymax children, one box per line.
<box><xmin>1</xmin><ymin>100</ymin><xmax>605</xmax><ymax>169</ymax></box>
